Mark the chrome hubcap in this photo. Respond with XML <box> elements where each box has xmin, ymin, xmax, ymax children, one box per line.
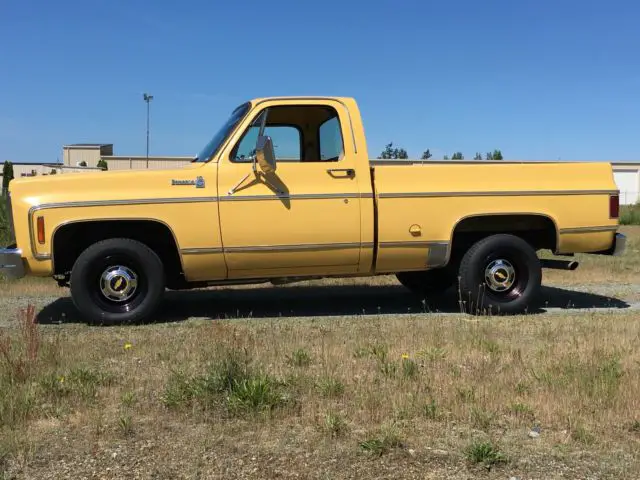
<box><xmin>99</xmin><ymin>266</ymin><xmax>138</xmax><ymax>302</ymax></box>
<box><xmin>484</xmin><ymin>259</ymin><xmax>516</xmax><ymax>293</ymax></box>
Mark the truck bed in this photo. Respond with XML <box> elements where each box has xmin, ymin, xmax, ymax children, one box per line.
<box><xmin>370</xmin><ymin>161</ymin><xmax>618</xmax><ymax>273</ymax></box>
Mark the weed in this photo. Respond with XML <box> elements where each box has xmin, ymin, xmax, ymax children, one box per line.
<box><xmin>67</xmin><ymin>367</ymin><xmax>114</xmax><ymax>400</ymax></box>
<box><xmin>620</xmin><ymin>204</ymin><xmax>640</xmax><ymax>226</ymax></box>
<box><xmin>457</xmin><ymin>386</ymin><xmax>476</xmax><ymax>403</ymax></box>
<box><xmin>510</xmin><ymin>402</ymin><xmax>535</xmax><ymax>421</ymax></box>
<box><xmin>163</xmin><ymin>351</ymin><xmax>290</xmax><ymax>416</ymax></box>
<box><xmin>571</xmin><ymin>423</ymin><xmax>595</xmax><ymax>445</ymax></box>
<box><xmin>423</xmin><ymin>399</ymin><xmax>438</xmax><ymax>419</ymax></box>
<box><xmin>317</xmin><ymin>376</ymin><xmax>344</xmax><ymax>398</ymax></box>
<box><xmin>401</xmin><ymin>358</ymin><xmax>418</xmax><ymax>379</ymax></box>
<box><xmin>0</xmin><ymin>305</ymin><xmax>39</xmax><ymax>382</ymax></box>
<box><xmin>323</xmin><ymin>411</ymin><xmax>347</xmax><ymax>437</ymax></box>
<box><xmin>629</xmin><ymin>420</ymin><xmax>640</xmax><ymax>433</ymax></box>
<box><xmin>379</xmin><ymin>360</ymin><xmax>397</xmax><ymax>378</ymax></box>
<box><xmin>121</xmin><ymin>391</ymin><xmax>137</xmax><ymax>407</ymax></box>
<box><xmin>417</xmin><ymin>347</ymin><xmax>447</xmax><ymax>362</ymax></box>
<box><xmin>471</xmin><ymin>407</ymin><xmax>494</xmax><ymax>430</ymax></box>
<box><xmin>118</xmin><ymin>414</ymin><xmax>134</xmax><ymax>437</ymax></box>
<box><xmin>464</xmin><ymin>440</ymin><xmax>507</xmax><ymax>468</ymax></box>
<box><xmin>286</xmin><ymin>348</ymin><xmax>312</xmax><ymax>368</ymax></box>
<box><xmin>353</xmin><ymin>347</ymin><xmax>370</xmax><ymax>358</ymax></box>
<box><xmin>515</xmin><ymin>381</ymin><xmax>530</xmax><ymax>395</ymax></box>
<box><xmin>359</xmin><ymin>428</ymin><xmax>403</xmax><ymax>456</ymax></box>
<box><xmin>227</xmin><ymin>375</ymin><xmax>281</xmax><ymax>413</ymax></box>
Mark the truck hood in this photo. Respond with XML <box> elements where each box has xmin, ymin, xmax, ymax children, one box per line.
<box><xmin>9</xmin><ymin>162</ymin><xmax>212</xmax><ymax>208</ymax></box>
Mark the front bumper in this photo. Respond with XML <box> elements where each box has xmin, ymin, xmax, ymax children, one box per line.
<box><xmin>0</xmin><ymin>247</ymin><xmax>26</xmax><ymax>280</ymax></box>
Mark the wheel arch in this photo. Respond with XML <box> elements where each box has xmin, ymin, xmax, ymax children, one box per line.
<box><xmin>51</xmin><ymin>218</ymin><xmax>184</xmax><ymax>286</ymax></box>
<box><xmin>445</xmin><ymin>212</ymin><xmax>559</xmax><ymax>266</ymax></box>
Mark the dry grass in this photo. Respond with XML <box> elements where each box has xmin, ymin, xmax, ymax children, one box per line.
<box><xmin>2</xmin><ymin>306</ymin><xmax>640</xmax><ymax>478</ymax></box>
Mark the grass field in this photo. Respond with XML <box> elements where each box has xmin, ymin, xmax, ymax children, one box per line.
<box><xmin>2</xmin><ymin>306</ymin><xmax>640</xmax><ymax>479</ymax></box>
<box><xmin>1</xmin><ymin>198</ymin><xmax>640</xmax><ymax>478</ymax></box>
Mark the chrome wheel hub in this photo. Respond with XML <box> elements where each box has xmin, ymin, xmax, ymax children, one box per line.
<box><xmin>484</xmin><ymin>259</ymin><xmax>516</xmax><ymax>293</ymax></box>
<box><xmin>99</xmin><ymin>266</ymin><xmax>138</xmax><ymax>302</ymax></box>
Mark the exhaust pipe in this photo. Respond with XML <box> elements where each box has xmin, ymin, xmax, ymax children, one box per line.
<box><xmin>540</xmin><ymin>259</ymin><xmax>579</xmax><ymax>270</ymax></box>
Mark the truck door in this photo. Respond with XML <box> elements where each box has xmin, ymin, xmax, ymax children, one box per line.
<box><xmin>217</xmin><ymin>100</ymin><xmax>364</xmax><ymax>278</ymax></box>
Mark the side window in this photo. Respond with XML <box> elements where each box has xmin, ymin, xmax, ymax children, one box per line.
<box><xmin>319</xmin><ymin>116</ymin><xmax>344</xmax><ymax>161</ymax></box>
<box><xmin>233</xmin><ymin>125</ymin><xmax>301</xmax><ymax>162</ymax></box>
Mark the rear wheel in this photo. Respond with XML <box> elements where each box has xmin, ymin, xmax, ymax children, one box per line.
<box><xmin>70</xmin><ymin>238</ymin><xmax>165</xmax><ymax>325</ymax></box>
<box><xmin>458</xmin><ymin>234</ymin><xmax>541</xmax><ymax>314</ymax></box>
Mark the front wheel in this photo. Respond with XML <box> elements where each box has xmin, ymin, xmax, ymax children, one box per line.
<box><xmin>458</xmin><ymin>234</ymin><xmax>541</xmax><ymax>315</ymax></box>
<box><xmin>70</xmin><ymin>238</ymin><xmax>165</xmax><ymax>325</ymax></box>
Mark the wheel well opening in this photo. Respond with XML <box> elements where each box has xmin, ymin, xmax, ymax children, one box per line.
<box><xmin>451</xmin><ymin>214</ymin><xmax>557</xmax><ymax>260</ymax></box>
<box><xmin>53</xmin><ymin>220</ymin><xmax>184</xmax><ymax>286</ymax></box>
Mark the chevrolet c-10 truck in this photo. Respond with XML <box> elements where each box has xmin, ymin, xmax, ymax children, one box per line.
<box><xmin>0</xmin><ymin>96</ymin><xmax>626</xmax><ymax>324</ymax></box>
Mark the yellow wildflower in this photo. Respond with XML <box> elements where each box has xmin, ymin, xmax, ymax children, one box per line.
<box><xmin>124</xmin><ymin>342</ymin><xmax>133</xmax><ymax>350</ymax></box>
<box><xmin>58</xmin><ymin>376</ymin><xmax>65</xmax><ymax>383</ymax></box>
<box><xmin>401</xmin><ymin>353</ymin><xmax>409</xmax><ymax>360</ymax></box>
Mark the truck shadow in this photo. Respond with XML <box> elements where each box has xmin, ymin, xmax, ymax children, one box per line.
<box><xmin>36</xmin><ymin>284</ymin><xmax>630</xmax><ymax>325</ymax></box>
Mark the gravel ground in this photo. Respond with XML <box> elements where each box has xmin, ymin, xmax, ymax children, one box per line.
<box><xmin>1</xmin><ymin>281</ymin><xmax>639</xmax><ymax>328</ymax></box>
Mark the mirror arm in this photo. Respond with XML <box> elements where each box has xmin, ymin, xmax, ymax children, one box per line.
<box><xmin>227</xmin><ymin>172</ymin><xmax>251</xmax><ymax>196</ymax></box>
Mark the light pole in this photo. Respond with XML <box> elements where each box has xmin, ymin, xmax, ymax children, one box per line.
<box><xmin>143</xmin><ymin>93</ymin><xmax>153</xmax><ymax>167</ymax></box>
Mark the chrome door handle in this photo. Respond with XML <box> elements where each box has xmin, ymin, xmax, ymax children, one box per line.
<box><xmin>327</xmin><ymin>168</ymin><xmax>355</xmax><ymax>178</ymax></box>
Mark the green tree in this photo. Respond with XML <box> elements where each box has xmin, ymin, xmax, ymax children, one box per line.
<box><xmin>451</xmin><ymin>152</ymin><xmax>464</xmax><ymax>160</ymax></box>
<box><xmin>378</xmin><ymin>142</ymin><xmax>408</xmax><ymax>160</ymax></box>
<box><xmin>474</xmin><ymin>152</ymin><xmax>483</xmax><ymax>160</ymax></box>
<box><xmin>421</xmin><ymin>149</ymin><xmax>432</xmax><ymax>160</ymax></box>
<box><xmin>485</xmin><ymin>151</ymin><xmax>494</xmax><ymax>160</ymax></box>
<box><xmin>50</xmin><ymin>169</ymin><xmax>57</xmax><ymax>175</ymax></box>
<box><xmin>2</xmin><ymin>161</ymin><xmax>14</xmax><ymax>196</ymax></box>
<box><xmin>97</xmin><ymin>159</ymin><xmax>108</xmax><ymax>170</ymax></box>
<box><xmin>443</xmin><ymin>155</ymin><xmax>449</xmax><ymax>160</ymax></box>
<box><xmin>492</xmin><ymin>149</ymin><xmax>503</xmax><ymax>160</ymax></box>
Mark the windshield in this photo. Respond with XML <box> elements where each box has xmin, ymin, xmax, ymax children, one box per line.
<box><xmin>194</xmin><ymin>102</ymin><xmax>251</xmax><ymax>162</ymax></box>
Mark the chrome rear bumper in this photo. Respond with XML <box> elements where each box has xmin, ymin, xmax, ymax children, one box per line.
<box><xmin>0</xmin><ymin>248</ymin><xmax>25</xmax><ymax>280</ymax></box>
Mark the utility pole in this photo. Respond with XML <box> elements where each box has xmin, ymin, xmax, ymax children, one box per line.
<box><xmin>143</xmin><ymin>93</ymin><xmax>153</xmax><ymax>167</ymax></box>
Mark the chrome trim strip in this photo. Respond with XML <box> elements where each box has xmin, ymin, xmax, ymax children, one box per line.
<box><xmin>27</xmin><ymin>197</ymin><xmax>217</xmax><ymax>260</ymax></box>
<box><xmin>221</xmin><ymin>193</ymin><xmax>373</xmax><ymax>201</ymax></box>
<box><xmin>181</xmin><ymin>248</ymin><xmax>223</xmax><ymax>255</ymax></box>
<box><xmin>379</xmin><ymin>190</ymin><xmax>618</xmax><ymax>199</ymax></box>
<box><xmin>559</xmin><ymin>225</ymin><xmax>619</xmax><ymax>234</ymax></box>
<box><xmin>225</xmin><ymin>242</ymin><xmax>367</xmax><ymax>253</ymax></box>
<box><xmin>378</xmin><ymin>241</ymin><xmax>444</xmax><ymax>248</ymax></box>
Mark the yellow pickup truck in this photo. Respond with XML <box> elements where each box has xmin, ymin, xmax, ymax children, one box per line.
<box><xmin>0</xmin><ymin>96</ymin><xmax>626</xmax><ymax>324</ymax></box>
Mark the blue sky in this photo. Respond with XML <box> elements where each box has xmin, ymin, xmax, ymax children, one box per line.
<box><xmin>1</xmin><ymin>0</ymin><xmax>639</xmax><ymax>163</ymax></box>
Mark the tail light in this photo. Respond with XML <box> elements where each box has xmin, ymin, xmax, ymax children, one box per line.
<box><xmin>37</xmin><ymin>216</ymin><xmax>45</xmax><ymax>244</ymax></box>
<box><xmin>609</xmin><ymin>194</ymin><xmax>620</xmax><ymax>219</ymax></box>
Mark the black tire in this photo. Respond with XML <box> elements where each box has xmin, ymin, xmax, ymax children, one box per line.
<box><xmin>396</xmin><ymin>267</ymin><xmax>457</xmax><ymax>297</ymax></box>
<box><xmin>458</xmin><ymin>234</ymin><xmax>541</xmax><ymax>315</ymax></box>
<box><xmin>70</xmin><ymin>238</ymin><xmax>165</xmax><ymax>326</ymax></box>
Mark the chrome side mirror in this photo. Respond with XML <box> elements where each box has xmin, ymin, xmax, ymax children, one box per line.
<box><xmin>255</xmin><ymin>135</ymin><xmax>276</xmax><ymax>174</ymax></box>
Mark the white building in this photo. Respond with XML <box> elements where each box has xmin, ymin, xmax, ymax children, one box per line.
<box><xmin>613</xmin><ymin>163</ymin><xmax>640</xmax><ymax>205</ymax></box>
